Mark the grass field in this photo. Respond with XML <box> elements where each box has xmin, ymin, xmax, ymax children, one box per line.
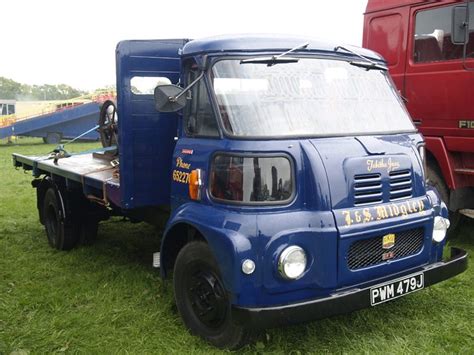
<box><xmin>0</xmin><ymin>138</ymin><xmax>473</xmax><ymax>354</ymax></box>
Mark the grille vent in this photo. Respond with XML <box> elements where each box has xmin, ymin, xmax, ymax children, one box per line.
<box><xmin>347</xmin><ymin>228</ymin><xmax>424</xmax><ymax>270</ymax></box>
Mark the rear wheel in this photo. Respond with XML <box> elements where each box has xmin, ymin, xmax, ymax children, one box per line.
<box><xmin>426</xmin><ymin>166</ymin><xmax>463</xmax><ymax>235</ymax></box>
<box><xmin>173</xmin><ymin>241</ymin><xmax>251</xmax><ymax>349</ymax></box>
<box><xmin>42</xmin><ymin>187</ymin><xmax>80</xmax><ymax>250</ymax></box>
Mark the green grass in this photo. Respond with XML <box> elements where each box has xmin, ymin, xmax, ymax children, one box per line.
<box><xmin>0</xmin><ymin>137</ymin><xmax>473</xmax><ymax>354</ymax></box>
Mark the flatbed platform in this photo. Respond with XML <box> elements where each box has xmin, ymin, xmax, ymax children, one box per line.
<box><xmin>13</xmin><ymin>152</ymin><xmax>121</xmax><ymax>207</ymax></box>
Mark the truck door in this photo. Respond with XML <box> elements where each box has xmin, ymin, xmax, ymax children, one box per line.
<box><xmin>170</xmin><ymin>60</ymin><xmax>221</xmax><ymax>209</ymax></box>
<box><xmin>405</xmin><ymin>2</ymin><xmax>474</xmax><ymax>139</ymax></box>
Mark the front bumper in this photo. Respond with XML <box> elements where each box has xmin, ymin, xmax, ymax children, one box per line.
<box><xmin>232</xmin><ymin>247</ymin><xmax>468</xmax><ymax>329</ymax></box>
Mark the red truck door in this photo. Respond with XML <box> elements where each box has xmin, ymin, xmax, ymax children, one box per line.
<box><xmin>404</xmin><ymin>2</ymin><xmax>474</xmax><ymax>192</ymax></box>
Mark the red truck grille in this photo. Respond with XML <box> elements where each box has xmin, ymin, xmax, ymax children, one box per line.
<box><xmin>347</xmin><ymin>228</ymin><xmax>424</xmax><ymax>270</ymax></box>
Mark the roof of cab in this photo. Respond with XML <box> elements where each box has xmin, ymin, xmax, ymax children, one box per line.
<box><xmin>365</xmin><ymin>0</ymin><xmax>435</xmax><ymax>14</ymax></box>
<box><xmin>181</xmin><ymin>34</ymin><xmax>384</xmax><ymax>61</ymax></box>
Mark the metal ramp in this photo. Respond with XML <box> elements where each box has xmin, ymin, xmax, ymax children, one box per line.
<box><xmin>0</xmin><ymin>102</ymin><xmax>100</xmax><ymax>143</ymax></box>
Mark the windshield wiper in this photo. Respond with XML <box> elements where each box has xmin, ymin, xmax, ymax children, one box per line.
<box><xmin>334</xmin><ymin>46</ymin><xmax>388</xmax><ymax>71</ymax></box>
<box><xmin>241</xmin><ymin>42</ymin><xmax>309</xmax><ymax>66</ymax></box>
<box><xmin>240</xmin><ymin>57</ymin><xmax>300</xmax><ymax>65</ymax></box>
<box><xmin>349</xmin><ymin>60</ymin><xmax>388</xmax><ymax>71</ymax></box>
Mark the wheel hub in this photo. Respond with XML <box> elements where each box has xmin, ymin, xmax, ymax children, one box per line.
<box><xmin>188</xmin><ymin>270</ymin><xmax>227</xmax><ymax>329</ymax></box>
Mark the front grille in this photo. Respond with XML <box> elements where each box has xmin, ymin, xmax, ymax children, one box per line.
<box><xmin>347</xmin><ymin>228</ymin><xmax>424</xmax><ymax>270</ymax></box>
<box><xmin>389</xmin><ymin>169</ymin><xmax>413</xmax><ymax>201</ymax></box>
<box><xmin>353</xmin><ymin>173</ymin><xmax>383</xmax><ymax>206</ymax></box>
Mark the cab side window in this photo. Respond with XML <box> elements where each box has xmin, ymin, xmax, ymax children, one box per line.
<box><xmin>184</xmin><ymin>68</ymin><xmax>219</xmax><ymax>138</ymax></box>
<box><xmin>414</xmin><ymin>4</ymin><xmax>474</xmax><ymax>63</ymax></box>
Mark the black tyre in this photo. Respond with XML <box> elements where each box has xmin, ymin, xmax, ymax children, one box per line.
<box><xmin>42</xmin><ymin>187</ymin><xmax>79</xmax><ymax>250</ymax></box>
<box><xmin>426</xmin><ymin>166</ymin><xmax>463</xmax><ymax>235</ymax></box>
<box><xmin>173</xmin><ymin>241</ymin><xmax>251</xmax><ymax>349</ymax></box>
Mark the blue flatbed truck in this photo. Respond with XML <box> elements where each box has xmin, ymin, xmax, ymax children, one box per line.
<box><xmin>13</xmin><ymin>35</ymin><xmax>468</xmax><ymax>349</ymax></box>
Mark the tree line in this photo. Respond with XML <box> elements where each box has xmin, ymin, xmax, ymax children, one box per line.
<box><xmin>0</xmin><ymin>77</ymin><xmax>87</xmax><ymax>101</ymax></box>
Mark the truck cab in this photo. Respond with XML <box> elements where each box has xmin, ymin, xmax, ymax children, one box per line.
<box><xmin>363</xmin><ymin>0</ymin><xmax>474</xmax><ymax>226</ymax></box>
<box><xmin>13</xmin><ymin>35</ymin><xmax>467</xmax><ymax>349</ymax></box>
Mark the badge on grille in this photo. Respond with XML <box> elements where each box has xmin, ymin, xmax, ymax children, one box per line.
<box><xmin>382</xmin><ymin>251</ymin><xmax>395</xmax><ymax>260</ymax></box>
<box><xmin>382</xmin><ymin>233</ymin><xmax>396</xmax><ymax>249</ymax></box>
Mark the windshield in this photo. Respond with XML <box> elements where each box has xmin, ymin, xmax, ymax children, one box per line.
<box><xmin>211</xmin><ymin>58</ymin><xmax>415</xmax><ymax>137</ymax></box>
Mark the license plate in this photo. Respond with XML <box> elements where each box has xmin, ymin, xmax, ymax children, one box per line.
<box><xmin>370</xmin><ymin>272</ymin><xmax>424</xmax><ymax>306</ymax></box>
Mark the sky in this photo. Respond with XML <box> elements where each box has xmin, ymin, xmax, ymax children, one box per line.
<box><xmin>0</xmin><ymin>0</ymin><xmax>368</xmax><ymax>91</ymax></box>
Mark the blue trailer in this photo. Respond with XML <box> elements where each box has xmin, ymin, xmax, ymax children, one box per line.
<box><xmin>12</xmin><ymin>35</ymin><xmax>467</xmax><ymax>349</ymax></box>
<box><xmin>1</xmin><ymin>102</ymin><xmax>100</xmax><ymax>143</ymax></box>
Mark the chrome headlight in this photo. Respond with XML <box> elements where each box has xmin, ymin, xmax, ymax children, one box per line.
<box><xmin>278</xmin><ymin>246</ymin><xmax>307</xmax><ymax>280</ymax></box>
<box><xmin>433</xmin><ymin>216</ymin><xmax>450</xmax><ymax>243</ymax></box>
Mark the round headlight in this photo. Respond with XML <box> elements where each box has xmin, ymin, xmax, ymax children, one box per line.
<box><xmin>278</xmin><ymin>246</ymin><xmax>307</xmax><ymax>280</ymax></box>
<box><xmin>433</xmin><ymin>216</ymin><xmax>450</xmax><ymax>243</ymax></box>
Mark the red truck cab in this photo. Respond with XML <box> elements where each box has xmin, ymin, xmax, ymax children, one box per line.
<box><xmin>363</xmin><ymin>0</ymin><xmax>474</xmax><ymax>227</ymax></box>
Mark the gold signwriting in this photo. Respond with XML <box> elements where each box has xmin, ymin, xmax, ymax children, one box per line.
<box><xmin>176</xmin><ymin>157</ymin><xmax>191</xmax><ymax>170</ymax></box>
<box><xmin>173</xmin><ymin>157</ymin><xmax>192</xmax><ymax>184</ymax></box>
<box><xmin>367</xmin><ymin>158</ymin><xmax>400</xmax><ymax>173</ymax></box>
<box><xmin>341</xmin><ymin>199</ymin><xmax>426</xmax><ymax>227</ymax></box>
<box><xmin>172</xmin><ymin>169</ymin><xmax>190</xmax><ymax>184</ymax></box>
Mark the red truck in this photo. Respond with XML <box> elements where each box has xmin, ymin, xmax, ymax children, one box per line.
<box><xmin>363</xmin><ymin>0</ymin><xmax>474</xmax><ymax>230</ymax></box>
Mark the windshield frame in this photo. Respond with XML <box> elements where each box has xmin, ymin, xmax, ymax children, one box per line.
<box><xmin>206</xmin><ymin>54</ymin><xmax>417</xmax><ymax>140</ymax></box>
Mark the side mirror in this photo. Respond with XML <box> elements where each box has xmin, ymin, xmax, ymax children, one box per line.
<box><xmin>154</xmin><ymin>85</ymin><xmax>187</xmax><ymax>112</ymax></box>
<box><xmin>452</xmin><ymin>5</ymin><xmax>469</xmax><ymax>45</ymax></box>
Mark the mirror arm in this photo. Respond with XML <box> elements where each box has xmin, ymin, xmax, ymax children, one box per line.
<box><xmin>170</xmin><ymin>71</ymin><xmax>205</xmax><ymax>102</ymax></box>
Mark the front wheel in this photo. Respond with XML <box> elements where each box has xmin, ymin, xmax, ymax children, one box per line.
<box><xmin>173</xmin><ymin>241</ymin><xmax>251</xmax><ymax>349</ymax></box>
